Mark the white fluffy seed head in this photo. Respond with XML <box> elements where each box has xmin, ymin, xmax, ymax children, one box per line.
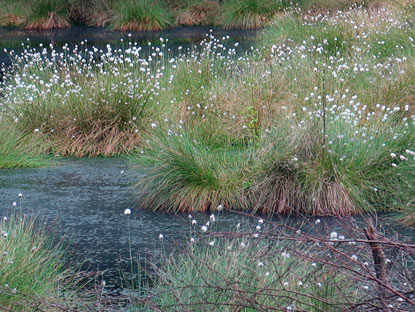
<box><xmin>124</xmin><ymin>208</ymin><xmax>131</xmax><ymax>215</ymax></box>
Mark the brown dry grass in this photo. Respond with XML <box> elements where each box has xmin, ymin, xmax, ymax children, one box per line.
<box><xmin>401</xmin><ymin>213</ymin><xmax>415</xmax><ymax>227</ymax></box>
<box><xmin>68</xmin><ymin>0</ymin><xmax>113</xmax><ymax>27</ymax></box>
<box><xmin>0</xmin><ymin>13</ymin><xmax>25</xmax><ymax>26</ymax></box>
<box><xmin>48</xmin><ymin>121</ymin><xmax>141</xmax><ymax>157</ymax></box>
<box><xmin>24</xmin><ymin>11</ymin><xmax>70</xmax><ymax>29</ymax></box>
<box><xmin>252</xmin><ymin>171</ymin><xmax>361</xmax><ymax>216</ymax></box>
<box><xmin>86</xmin><ymin>11</ymin><xmax>113</xmax><ymax>27</ymax></box>
<box><xmin>175</xmin><ymin>1</ymin><xmax>220</xmax><ymax>26</ymax></box>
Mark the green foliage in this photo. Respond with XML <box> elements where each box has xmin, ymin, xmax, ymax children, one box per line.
<box><xmin>3</xmin><ymin>47</ymin><xmax>162</xmax><ymax>156</ymax></box>
<box><xmin>24</xmin><ymin>0</ymin><xmax>70</xmax><ymax>29</ymax></box>
<box><xmin>150</xmin><ymin>232</ymin><xmax>354</xmax><ymax>311</ymax></box>
<box><xmin>0</xmin><ymin>213</ymin><xmax>76</xmax><ymax>310</ymax></box>
<box><xmin>133</xmin><ymin>129</ymin><xmax>249</xmax><ymax>212</ymax></box>
<box><xmin>0</xmin><ymin>122</ymin><xmax>48</xmax><ymax>169</ymax></box>
<box><xmin>241</xmin><ymin>105</ymin><xmax>260</xmax><ymax>140</ymax></box>
<box><xmin>28</xmin><ymin>0</ymin><xmax>67</xmax><ymax>19</ymax></box>
<box><xmin>112</xmin><ymin>0</ymin><xmax>172</xmax><ymax>31</ymax></box>
<box><xmin>250</xmin><ymin>114</ymin><xmax>415</xmax><ymax>215</ymax></box>
<box><xmin>222</xmin><ymin>0</ymin><xmax>290</xmax><ymax>29</ymax></box>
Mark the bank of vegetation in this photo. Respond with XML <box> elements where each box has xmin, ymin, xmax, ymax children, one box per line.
<box><xmin>3</xmin><ymin>205</ymin><xmax>415</xmax><ymax>311</ymax></box>
<box><xmin>0</xmin><ymin>210</ymin><xmax>86</xmax><ymax>310</ymax></box>
<box><xmin>142</xmin><ymin>216</ymin><xmax>415</xmax><ymax>311</ymax></box>
<box><xmin>1</xmin><ymin>2</ymin><xmax>415</xmax><ymax>221</ymax></box>
<box><xmin>0</xmin><ymin>0</ymin><xmax>410</xmax><ymax>30</ymax></box>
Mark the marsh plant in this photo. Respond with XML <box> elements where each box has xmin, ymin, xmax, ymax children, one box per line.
<box><xmin>1</xmin><ymin>41</ymin><xmax>167</xmax><ymax>156</ymax></box>
<box><xmin>175</xmin><ymin>1</ymin><xmax>221</xmax><ymax>26</ymax></box>
<box><xmin>134</xmin><ymin>129</ymin><xmax>249</xmax><ymax>212</ymax></box>
<box><xmin>111</xmin><ymin>0</ymin><xmax>172</xmax><ymax>31</ymax></box>
<box><xmin>0</xmin><ymin>206</ymin><xmax>78</xmax><ymax>310</ymax></box>
<box><xmin>24</xmin><ymin>0</ymin><xmax>70</xmax><ymax>29</ymax></box>
<box><xmin>143</xmin><ymin>214</ymin><xmax>415</xmax><ymax>311</ymax></box>
<box><xmin>0</xmin><ymin>122</ymin><xmax>48</xmax><ymax>169</ymax></box>
<box><xmin>222</xmin><ymin>0</ymin><xmax>291</xmax><ymax>29</ymax></box>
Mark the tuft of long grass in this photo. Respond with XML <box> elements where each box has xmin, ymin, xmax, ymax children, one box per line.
<box><xmin>24</xmin><ymin>0</ymin><xmax>70</xmax><ymax>29</ymax></box>
<box><xmin>0</xmin><ymin>122</ymin><xmax>48</xmax><ymax>169</ymax></box>
<box><xmin>0</xmin><ymin>213</ymin><xmax>76</xmax><ymax>310</ymax></box>
<box><xmin>250</xmin><ymin>113</ymin><xmax>415</xmax><ymax>216</ymax></box>
<box><xmin>112</xmin><ymin>0</ymin><xmax>172</xmax><ymax>31</ymax></box>
<box><xmin>222</xmin><ymin>0</ymin><xmax>290</xmax><ymax>29</ymax></box>
<box><xmin>2</xmin><ymin>42</ymin><xmax>165</xmax><ymax>157</ymax></box>
<box><xmin>175</xmin><ymin>1</ymin><xmax>220</xmax><ymax>26</ymax></box>
<box><xmin>67</xmin><ymin>0</ymin><xmax>113</xmax><ymax>27</ymax></box>
<box><xmin>0</xmin><ymin>0</ymin><xmax>27</xmax><ymax>27</ymax></box>
<box><xmin>133</xmin><ymin>129</ymin><xmax>249</xmax><ymax>212</ymax></box>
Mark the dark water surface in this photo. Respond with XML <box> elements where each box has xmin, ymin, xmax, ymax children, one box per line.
<box><xmin>0</xmin><ymin>159</ymin><xmax>254</xmax><ymax>288</ymax></box>
<box><xmin>0</xmin><ymin>25</ymin><xmax>258</xmax><ymax>69</ymax></box>
<box><xmin>0</xmin><ymin>159</ymin><xmax>414</xmax><ymax>290</ymax></box>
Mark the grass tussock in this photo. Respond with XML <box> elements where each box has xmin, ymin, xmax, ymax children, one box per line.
<box><xmin>24</xmin><ymin>0</ymin><xmax>70</xmax><ymax>29</ymax></box>
<box><xmin>67</xmin><ymin>0</ymin><xmax>113</xmax><ymax>27</ymax></box>
<box><xmin>0</xmin><ymin>213</ymin><xmax>77</xmax><ymax>310</ymax></box>
<box><xmin>112</xmin><ymin>0</ymin><xmax>172</xmax><ymax>31</ymax></box>
<box><xmin>175</xmin><ymin>1</ymin><xmax>220</xmax><ymax>26</ymax></box>
<box><xmin>2</xmin><ymin>44</ymin><xmax>163</xmax><ymax>157</ymax></box>
<box><xmin>134</xmin><ymin>130</ymin><xmax>248</xmax><ymax>212</ymax></box>
<box><xmin>0</xmin><ymin>123</ymin><xmax>48</xmax><ymax>169</ymax></box>
<box><xmin>250</xmin><ymin>115</ymin><xmax>415</xmax><ymax>216</ymax></box>
<box><xmin>222</xmin><ymin>0</ymin><xmax>290</xmax><ymax>29</ymax></box>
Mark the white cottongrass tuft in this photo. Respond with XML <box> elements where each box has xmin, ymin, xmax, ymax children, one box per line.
<box><xmin>124</xmin><ymin>208</ymin><xmax>131</xmax><ymax>215</ymax></box>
